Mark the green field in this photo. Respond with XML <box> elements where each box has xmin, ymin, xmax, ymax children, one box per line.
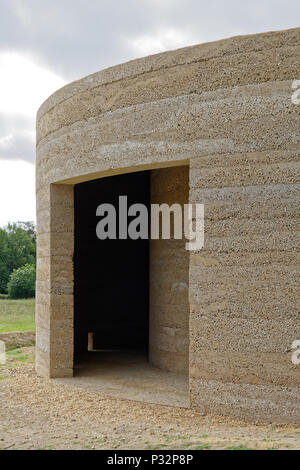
<box><xmin>0</xmin><ymin>298</ymin><xmax>35</xmax><ymax>333</ymax></box>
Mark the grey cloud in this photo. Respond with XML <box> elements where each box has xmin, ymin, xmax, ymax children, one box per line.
<box><xmin>0</xmin><ymin>113</ymin><xmax>35</xmax><ymax>163</ymax></box>
<box><xmin>0</xmin><ymin>132</ymin><xmax>34</xmax><ymax>163</ymax></box>
<box><xmin>1</xmin><ymin>0</ymin><xmax>300</xmax><ymax>81</ymax></box>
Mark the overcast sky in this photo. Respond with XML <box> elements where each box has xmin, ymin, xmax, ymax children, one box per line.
<box><xmin>0</xmin><ymin>0</ymin><xmax>299</xmax><ymax>227</ymax></box>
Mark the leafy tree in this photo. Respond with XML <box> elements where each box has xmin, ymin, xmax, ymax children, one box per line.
<box><xmin>0</xmin><ymin>229</ymin><xmax>9</xmax><ymax>293</ymax></box>
<box><xmin>7</xmin><ymin>264</ymin><xmax>36</xmax><ymax>299</ymax></box>
<box><xmin>0</xmin><ymin>221</ymin><xmax>36</xmax><ymax>294</ymax></box>
<box><xmin>14</xmin><ymin>221</ymin><xmax>36</xmax><ymax>244</ymax></box>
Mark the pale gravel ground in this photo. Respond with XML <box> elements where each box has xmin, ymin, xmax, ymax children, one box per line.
<box><xmin>0</xmin><ymin>347</ymin><xmax>299</xmax><ymax>451</ymax></box>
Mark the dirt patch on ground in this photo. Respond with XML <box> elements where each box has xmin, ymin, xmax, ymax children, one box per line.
<box><xmin>0</xmin><ymin>331</ymin><xmax>35</xmax><ymax>351</ymax></box>
<box><xmin>0</xmin><ymin>347</ymin><xmax>299</xmax><ymax>451</ymax></box>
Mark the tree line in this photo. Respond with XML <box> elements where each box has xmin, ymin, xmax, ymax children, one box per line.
<box><xmin>0</xmin><ymin>222</ymin><xmax>36</xmax><ymax>298</ymax></box>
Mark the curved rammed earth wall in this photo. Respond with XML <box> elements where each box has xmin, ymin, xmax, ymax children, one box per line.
<box><xmin>36</xmin><ymin>28</ymin><xmax>300</xmax><ymax>423</ymax></box>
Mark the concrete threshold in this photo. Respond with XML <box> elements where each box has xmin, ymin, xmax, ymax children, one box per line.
<box><xmin>55</xmin><ymin>350</ymin><xmax>189</xmax><ymax>408</ymax></box>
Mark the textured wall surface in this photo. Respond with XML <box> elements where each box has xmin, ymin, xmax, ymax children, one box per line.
<box><xmin>149</xmin><ymin>166</ymin><xmax>189</xmax><ymax>374</ymax></box>
<box><xmin>36</xmin><ymin>28</ymin><xmax>300</xmax><ymax>422</ymax></box>
<box><xmin>189</xmin><ymin>151</ymin><xmax>300</xmax><ymax>423</ymax></box>
<box><xmin>36</xmin><ymin>184</ymin><xmax>74</xmax><ymax>378</ymax></box>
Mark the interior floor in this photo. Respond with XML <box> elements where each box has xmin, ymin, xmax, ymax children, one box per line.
<box><xmin>56</xmin><ymin>350</ymin><xmax>189</xmax><ymax>408</ymax></box>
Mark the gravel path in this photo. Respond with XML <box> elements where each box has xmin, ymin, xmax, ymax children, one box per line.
<box><xmin>0</xmin><ymin>348</ymin><xmax>299</xmax><ymax>451</ymax></box>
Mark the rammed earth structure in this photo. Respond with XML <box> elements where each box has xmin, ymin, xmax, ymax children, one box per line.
<box><xmin>36</xmin><ymin>28</ymin><xmax>300</xmax><ymax>424</ymax></box>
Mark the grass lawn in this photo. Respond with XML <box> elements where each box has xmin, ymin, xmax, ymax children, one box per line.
<box><xmin>0</xmin><ymin>298</ymin><xmax>35</xmax><ymax>333</ymax></box>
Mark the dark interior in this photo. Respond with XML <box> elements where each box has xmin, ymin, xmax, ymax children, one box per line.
<box><xmin>74</xmin><ymin>171</ymin><xmax>150</xmax><ymax>361</ymax></box>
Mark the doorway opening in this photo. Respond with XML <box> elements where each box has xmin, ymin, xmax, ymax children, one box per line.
<box><xmin>74</xmin><ymin>170</ymin><xmax>150</xmax><ymax>359</ymax></box>
<box><xmin>73</xmin><ymin>166</ymin><xmax>189</xmax><ymax>407</ymax></box>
